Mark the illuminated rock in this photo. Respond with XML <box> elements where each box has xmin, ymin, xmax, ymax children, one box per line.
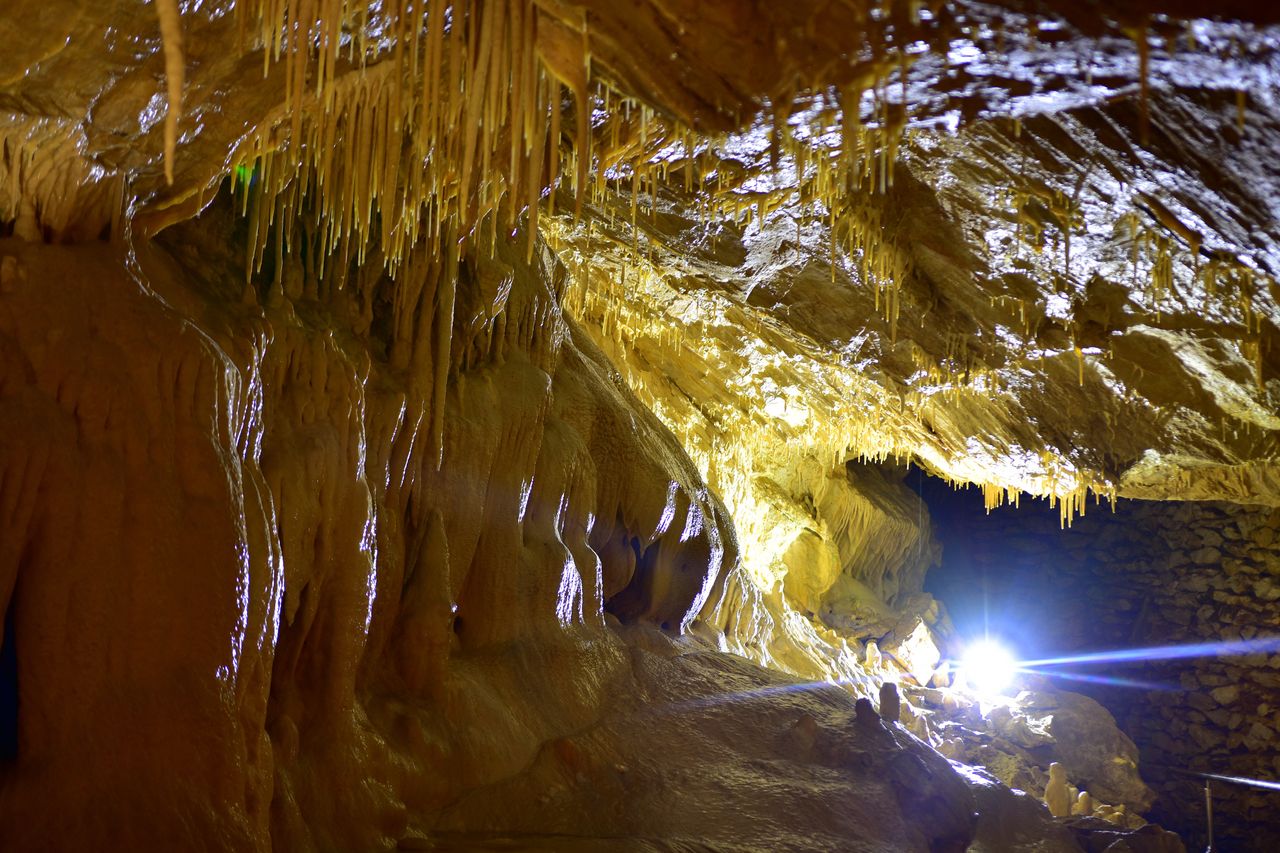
<box><xmin>880</xmin><ymin>681</ymin><xmax>902</xmax><ymax>724</ymax></box>
<box><xmin>864</xmin><ymin>639</ymin><xmax>884</xmax><ymax>673</ymax></box>
<box><xmin>881</xmin><ymin>615</ymin><xmax>943</xmax><ymax>687</ymax></box>
<box><xmin>1046</xmin><ymin>762</ymin><xmax>1073</xmax><ymax>818</ymax></box>
<box><xmin>1023</xmin><ymin>688</ymin><xmax>1156</xmax><ymax>812</ymax></box>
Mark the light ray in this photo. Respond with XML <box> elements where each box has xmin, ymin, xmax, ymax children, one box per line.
<box><xmin>1020</xmin><ymin>636</ymin><xmax>1280</xmax><ymax>668</ymax></box>
<box><xmin>962</xmin><ymin>638</ymin><xmax>1016</xmax><ymax>695</ymax></box>
<box><xmin>1155</xmin><ymin>766</ymin><xmax>1280</xmax><ymax>794</ymax></box>
<box><xmin>1016</xmin><ymin>667</ymin><xmax>1174</xmax><ymax>691</ymax></box>
<box><xmin>1196</xmin><ymin>771</ymin><xmax>1280</xmax><ymax>792</ymax></box>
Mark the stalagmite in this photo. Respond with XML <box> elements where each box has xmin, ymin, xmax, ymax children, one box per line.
<box><xmin>879</xmin><ymin>681</ymin><xmax>901</xmax><ymax>724</ymax></box>
<box><xmin>1045</xmin><ymin>762</ymin><xmax>1072</xmax><ymax>818</ymax></box>
<box><xmin>855</xmin><ymin>697</ymin><xmax>882</xmax><ymax>729</ymax></box>
<box><xmin>864</xmin><ymin>639</ymin><xmax>883</xmax><ymax>672</ymax></box>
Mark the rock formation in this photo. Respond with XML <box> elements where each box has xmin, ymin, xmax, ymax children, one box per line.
<box><xmin>1047</xmin><ymin>762</ymin><xmax>1074</xmax><ymax>818</ymax></box>
<box><xmin>1</xmin><ymin>0</ymin><xmax>1277</xmax><ymax>850</ymax></box>
<box><xmin>926</xmin><ymin>487</ymin><xmax>1280</xmax><ymax>850</ymax></box>
<box><xmin>881</xmin><ymin>680</ymin><xmax>903</xmax><ymax>724</ymax></box>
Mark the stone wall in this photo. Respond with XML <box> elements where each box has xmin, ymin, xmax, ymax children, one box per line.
<box><xmin>923</xmin><ymin>485</ymin><xmax>1280</xmax><ymax>853</ymax></box>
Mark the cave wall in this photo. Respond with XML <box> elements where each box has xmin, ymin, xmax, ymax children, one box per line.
<box><xmin>0</xmin><ymin>196</ymin><xmax>1056</xmax><ymax>852</ymax></box>
<box><xmin>926</xmin><ymin>491</ymin><xmax>1280</xmax><ymax>852</ymax></box>
<box><xmin>545</xmin><ymin>79</ymin><xmax>1280</xmax><ymax>713</ymax></box>
<box><xmin>0</xmin><ymin>200</ymin><xmax>746</xmax><ymax>849</ymax></box>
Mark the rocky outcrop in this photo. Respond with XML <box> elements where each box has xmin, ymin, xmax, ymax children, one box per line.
<box><xmin>0</xmin><ymin>189</ymin><xmax>1122</xmax><ymax>851</ymax></box>
<box><xmin>547</xmin><ymin>75</ymin><xmax>1279</xmax><ymax>711</ymax></box>
<box><xmin>0</xmin><ymin>201</ymin><xmax>741</xmax><ymax>849</ymax></box>
<box><xmin>916</xmin><ymin>682</ymin><xmax>1155</xmax><ymax>819</ymax></box>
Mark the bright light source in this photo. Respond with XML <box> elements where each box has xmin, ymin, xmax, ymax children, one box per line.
<box><xmin>962</xmin><ymin>639</ymin><xmax>1018</xmax><ymax>696</ymax></box>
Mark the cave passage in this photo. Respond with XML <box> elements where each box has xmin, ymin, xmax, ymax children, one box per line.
<box><xmin>911</xmin><ymin>471</ymin><xmax>1280</xmax><ymax>852</ymax></box>
<box><xmin>913</xmin><ymin>472</ymin><xmax>1148</xmax><ymax>666</ymax></box>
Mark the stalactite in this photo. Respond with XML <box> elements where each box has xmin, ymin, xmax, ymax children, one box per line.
<box><xmin>155</xmin><ymin>0</ymin><xmax>185</xmax><ymax>185</ymax></box>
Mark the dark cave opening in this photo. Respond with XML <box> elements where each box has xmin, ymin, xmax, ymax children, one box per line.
<box><xmin>912</xmin><ymin>473</ymin><xmax>1146</xmax><ymax>664</ymax></box>
<box><xmin>910</xmin><ymin>471</ymin><xmax>1280</xmax><ymax>852</ymax></box>
<box><xmin>604</xmin><ymin>537</ymin><xmax>664</xmax><ymax>627</ymax></box>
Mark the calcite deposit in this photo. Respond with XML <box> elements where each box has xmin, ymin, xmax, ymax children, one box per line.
<box><xmin>1</xmin><ymin>0</ymin><xmax>1278</xmax><ymax>850</ymax></box>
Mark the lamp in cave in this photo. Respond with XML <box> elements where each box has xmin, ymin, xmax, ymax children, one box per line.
<box><xmin>960</xmin><ymin>638</ymin><xmax>1018</xmax><ymax>697</ymax></box>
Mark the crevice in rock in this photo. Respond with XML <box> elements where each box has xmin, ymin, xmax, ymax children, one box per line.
<box><xmin>603</xmin><ymin>539</ymin><xmax>666</xmax><ymax>627</ymax></box>
<box><xmin>0</xmin><ymin>587</ymin><xmax>16</xmax><ymax>761</ymax></box>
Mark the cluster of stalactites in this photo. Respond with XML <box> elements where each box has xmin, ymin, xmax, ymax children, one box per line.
<box><xmin>214</xmin><ymin>0</ymin><xmax>940</xmax><ymax>290</ymax></box>
<box><xmin>1112</xmin><ymin>205</ymin><xmax>1273</xmax><ymax>390</ymax></box>
<box><xmin>564</xmin><ymin>81</ymin><xmax>918</xmax><ymax>337</ymax></box>
<box><xmin>930</xmin><ymin>460</ymin><xmax>1118</xmax><ymax>529</ymax></box>
<box><xmin>164</xmin><ymin>2</ymin><xmax>1270</xmax><ymax>528</ymax></box>
<box><xmin>224</xmin><ymin>0</ymin><xmax>599</xmax><ymax>283</ymax></box>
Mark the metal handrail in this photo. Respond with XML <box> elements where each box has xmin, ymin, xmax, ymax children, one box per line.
<box><xmin>1149</xmin><ymin>765</ymin><xmax>1280</xmax><ymax>852</ymax></box>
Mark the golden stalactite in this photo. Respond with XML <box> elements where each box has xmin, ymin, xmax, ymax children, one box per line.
<box><xmin>224</xmin><ymin>0</ymin><xmax>596</xmax><ymax>285</ymax></box>
<box><xmin>155</xmin><ymin>0</ymin><xmax>185</xmax><ymax>186</ymax></box>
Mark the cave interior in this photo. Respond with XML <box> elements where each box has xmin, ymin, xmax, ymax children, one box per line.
<box><xmin>1</xmin><ymin>0</ymin><xmax>1280</xmax><ymax>851</ymax></box>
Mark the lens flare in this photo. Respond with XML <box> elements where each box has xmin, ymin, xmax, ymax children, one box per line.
<box><xmin>1154</xmin><ymin>765</ymin><xmax>1280</xmax><ymax>794</ymax></box>
<box><xmin>1017</xmin><ymin>667</ymin><xmax>1174</xmax><ymax>691</ymax></box>
<box><xmin>1191</xmin><ymin>771</ymin><xmax>1280</xmax><ymax>793</ymax></box>
<box><xmin>962</xmin><ymin>638</ymin><xmax>1017</xmax><ymax>696</ymax></box>
<box><xmin>651</xmin><ymin>636</ymin><xmax>1280</xmax><ymax>717</ymax></box>
<box><xmin>1020</xmin><ymin>636</ymin><xmax>1280</xmax><ymax>668</ymax></box>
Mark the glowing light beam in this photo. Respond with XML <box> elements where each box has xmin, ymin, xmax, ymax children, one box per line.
<box><xmin>1020</xmin><ymin>636</ymin><xmax>1280</xmax><ymax>668</ymax></box>
<box><xmin>1017</xmin><ymin>667</ymin><xmax>1175</xmax><ymax>691</ymax></box>
<box><xmin>960</xmin><ymin>638</ymin><xmax>1017</xmax><ymax>696</ymax></box>
<box><xmin>1195</xmin><ymin>771</ymin><xmax>1280</xmax><ymax>792</ymax></box>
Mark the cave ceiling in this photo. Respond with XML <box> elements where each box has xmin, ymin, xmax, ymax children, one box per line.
<box><xmin>4</xmin><ymin>0</ymin><xmax>1276</xmax><ymax>516</ymax></box>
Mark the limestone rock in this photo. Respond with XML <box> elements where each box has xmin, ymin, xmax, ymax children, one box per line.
<box><xmin>1045</xmin><ymin>762</ymin><xmax>1073</xmax><ymax>818</ymax></box>
<box><xmin>1021</xmin><ymin>690</ymin><xmax>1156</xmax><ymax>812</ymax></box>
<box><xmin>880</xmin><ymin>681</ymin><xmax>902</xmax><ymax>724</ymax></box>
<box><xmin>956</xmin><ymin>765</ymin><xmax>1084</xmax><ymax>853</ymax></box>
<box><xmin>1211</xmin><ymin>684</ymin><xmax>1241</xmax><ymax>706</ymax></box>
<box><xmin>855</xmin><ymin>697</ymin><xmax>882</xmax><ymax>729</ymax></box>
<box><xmin>880</xmin><ymin>615</ymin><xmax>943</xmax><ymax>686</ymax></box>
<box><xmin>1062</xmin><ymin>817</ymin><xmax>1186</xmax><ymax>853</ymax></box>
<box><xmin>1191</xmin><ymin>547</ymin><xmax>1222</xmax><ymax>566</ymax></box>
